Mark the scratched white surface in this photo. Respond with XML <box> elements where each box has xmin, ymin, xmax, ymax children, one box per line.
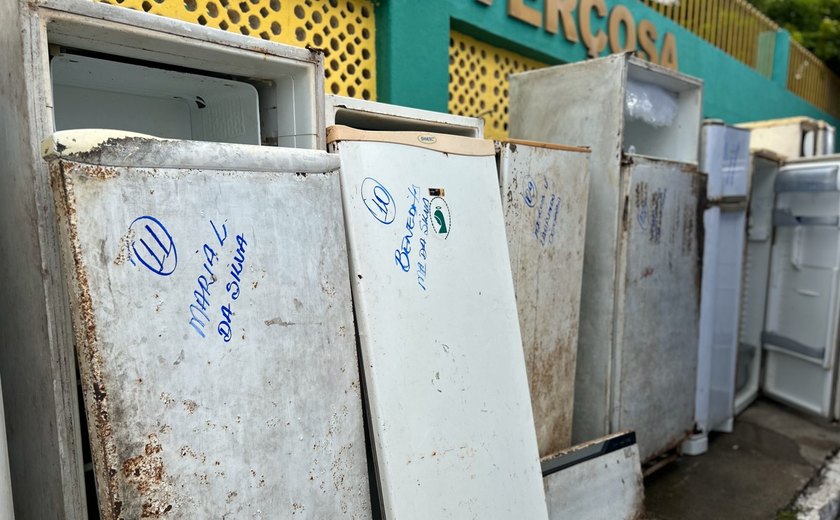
<box><xmin>614</xmin><ymin>156</ymin><xmax>701</xmax><ymax>462</ymax></box>
<box><xmin>499</xmin><ymin>143</ymin><xmax>590</xmax><ymax>460</ymax></box>
<box><xmin>334</xmin><ymin>138</ymin><xmax>548</xmax><ymax>519</ymax></box>
<box><xmin>49</xmin><ymin>141</ymin><xmax>370</xmax><ymax>519</ymax></box>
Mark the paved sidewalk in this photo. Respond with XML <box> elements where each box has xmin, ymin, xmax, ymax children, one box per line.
<box><xmin>644</xmin><ymin>399</ymin><xmax>840</xmax><ymax>520</ymax></box>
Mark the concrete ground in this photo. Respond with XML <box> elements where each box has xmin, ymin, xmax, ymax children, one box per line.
<box><xmin>644</xmin><ymin>398</ymin><xmax>840</xmax><ymax>520</ymax></box>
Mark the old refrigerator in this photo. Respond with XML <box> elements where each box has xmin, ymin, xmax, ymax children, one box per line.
<box><xmin>737</xmin><ymin>116</ymin><xmax>832</xmax><ymax>159</ymax></box>
<box><xmin>510</xmin><ymin>54</ymin><xmax>704</xmax><ymax>462</ymax></box>
<box><xmin>328</xmin><ymin>126</ymin><xmax>548</xmax><ymax>519</ymax></box>
<box><xmin>685</xmin><ymin>122</ymin><xmax>751</xmax><ymax>455</ymax></box>
<box><xmin>498</xmin><ymin>140</ymin><xmax>590</xmax><ymax>458</ymax></box>
<box><xmin>735</xmin><ymin>150</ymin><xmax>784</xmax><ymax>415</ymax></box>
<box><xmin>42</xmin><ymin>130</ymin><xmax>371</xmax><ymax>519</ymax></box>
<box><xmin>0</xmin><ymin>0</ymin><xmax>328</xmax><ymax>516</ymax></box>
<box><xmin>762</xmin><ymin>155</ymin><xmax>840</xmax><ymax>419</ymax></box>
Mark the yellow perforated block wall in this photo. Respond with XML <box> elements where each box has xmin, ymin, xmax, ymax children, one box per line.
<box><xmin>449</xmin><ymin>31</ymin><xmax>547</xmax><ymax>140</ymax></box>
<box><xmin>96</xmin><ymin>0</ymin><xmax>376</xmax><ymax>100</ymax></box>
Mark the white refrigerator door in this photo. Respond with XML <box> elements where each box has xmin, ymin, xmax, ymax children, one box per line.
<box><xmin>499</xmin><ymin>141</ymin><xmax>590</xmax><ymax>460</ymax></box>
<box><xmin>614</xmin><ymin>156</ymin><xmax>701</xmax><ymax>462</ymax></box>
<box><xmin>736</xmin><ymin>154</ymin><xmax>780</xmax><ymax>414</ymax></box>
<box><xmin>330</xmin><ymin>127</ymin><xmax>548</xmax><ymax>520</ymax></box>
<box><xmin>763</xmin><ymin>162</ymin><xmax>840</xmax><ymax>418</ymax></box>
<box><xmin>43</xmin><ymin>131</ymin><xmax>371</xmax><ymax>519</ymax></box>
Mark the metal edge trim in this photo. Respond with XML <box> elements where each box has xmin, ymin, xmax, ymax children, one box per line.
<box><xmin>326</xmin><ymin>125</ymin><xmax>495</xmax><ymax>156</ymax></box>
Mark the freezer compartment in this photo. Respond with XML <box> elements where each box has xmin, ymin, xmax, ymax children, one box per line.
<box><xmin>542</xmin><ymin>431</ymin><xmax>643</xmax><ymax>520</ymax></box>
<box><xmin>43</xmin><ymin>130</ymin><xmax>370</xmax><ymax>518</ymax></box>
<box><xmin>52</xmin><ymin>54</ymin><xmax>260</xmax><ymax>145</ymax></box>
<box><xmin>326</xmin><ymin>95</ymin><xmax>483</xmax><ymax>137</ymax></box>
<box><xmin>45</xmin><ymin>8</ymin><xmax>323</xmax><ymax>149</ymax></box>
<box><xmin>623</xmin><ymin>62</ymin><xmax>703</xmax><ymax>164</ymax></box>
<box><xmin>498</xmin><ymin>140</ymin><xmax>590</xmax><ymax>459</ymax></box>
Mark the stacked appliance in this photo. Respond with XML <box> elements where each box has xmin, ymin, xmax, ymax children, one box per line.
<box><xmin>510</xmin><ymin>53</ymin><xmax>704</xmax><ymax>463</ymax></box>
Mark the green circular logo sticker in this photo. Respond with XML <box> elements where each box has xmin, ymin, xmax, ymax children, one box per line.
<box><xmin>430</xmin><ymin>196</ymin><xmax>451</xmax><ymax>239</ymax></box>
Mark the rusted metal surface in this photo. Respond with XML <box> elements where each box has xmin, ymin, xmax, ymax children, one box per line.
<box><xmin>613</xmin><ymin>156</ymin><xmax>702</xmax><ymax>462</ymax></box>
<box><xmin>45</xmin><ymin>133</ymin><xmax>369</xmax><ymax>519</ymax></box>
<box><xmin>499</xmin><ymin>141</ymin><xmax>590</xmax><ymax>459</ymax></box>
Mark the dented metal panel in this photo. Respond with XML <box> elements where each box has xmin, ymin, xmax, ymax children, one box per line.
<box><xmin>330</xmin><ymin>128</ymin><xmax>548</xmax><ymax>519</ymax></box>
<box><xmin>44</xmin><ymin>132</ymin><xmax>370</xmax><ymax>519</ymax></box>
<box><xmin>614</xmin><ymin>156</ymin><xmax>702</xmax><ymax>462</ymax></box>
<box><xmin>498</xmin><ymin>141</ymin><xmax>590</xmax><ymax>459</ymax></box>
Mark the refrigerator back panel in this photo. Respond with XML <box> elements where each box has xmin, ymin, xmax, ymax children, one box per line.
<box><xmin>499</xmin><ymin>141</ymin><xmax>590</xmax><ymax>459</ymax></box>
<box><xmin>763</xmin><ymin>161</ymin><xmax>840</xmax><ymax>418</ymax></box>
<box><xmin>736</xmin><ymin>153</ymin><xmax>781</xmax><ymax>414</ymax></box>
<box><xmin>43</xmin><ymin>131</ymin><xmax>370</xmax><ymax>519</ymax></box>
<box><xmin>330</xmin><ymin>127</ymin><xmax>548</xmax><ymax>519</ymax></box>
<box><xmin>615</xmin><ymin>157</ymin><xmax>701</xmax><ymax>462</ymax></box>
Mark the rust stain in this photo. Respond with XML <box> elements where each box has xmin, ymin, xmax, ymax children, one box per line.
<box><xmin>52</xmin><ymin>160</ymin><xmax>125</xmax><ymax>519</ymax></box>
<box><xmin>121</xmin><ymin>434</ymin><xmax>176</xmax><ymax>518</ymax></box>
<box><xmin>113</xmin><ymin>227</ymin><xmax>136</xmax><ymax>266</ymax></box>
<box><xmin>182</xmin><ymin>400</ymin><xmax>198</xmax><ymax>414</ymax></box>
<box><xmin>641</xmin><ymin>267</ymin><xmax>654</xmax><ymax>279</ymax></box>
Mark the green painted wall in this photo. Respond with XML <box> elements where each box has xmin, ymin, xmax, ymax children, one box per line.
<box><xmin>375</xmin><ymin>0</ymin><xmax>840</xmax><ymax>148</ymax></box>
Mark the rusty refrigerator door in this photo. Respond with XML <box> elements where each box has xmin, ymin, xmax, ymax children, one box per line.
<box><xmin>498</xmin><ymin>140</ymin><xmax>590</xmax><ymax>459</ymax></box>
<box><xmin>42</xmin><ymin>131</ymin><xmax>370</xmax><ymax>519</ymax></box>
<box><xmin>328</xmin><ymin>126</ymin><xmax>548</xmax><ymax>519</ymax></box>
<box><xmin>614</xmin><ymin>156</ymin><xmax>702</xmax><ymax>462</ymax></box>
